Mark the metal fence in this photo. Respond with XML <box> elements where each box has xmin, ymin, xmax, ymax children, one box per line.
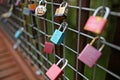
<box><xmin>0</xmin><ymin>0</ymin><xmax>120</xmax><ymax>80</ymax></box>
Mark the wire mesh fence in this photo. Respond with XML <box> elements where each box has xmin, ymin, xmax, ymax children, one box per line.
<box><xmin>0</xmin><ymin>0</ymin><xmax>120</xmax><ymax>80</ymax></box>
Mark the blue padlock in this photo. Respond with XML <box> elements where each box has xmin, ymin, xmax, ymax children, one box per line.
<box><xmin>14</xmin><ymin>27</ymin><xmax>24</xmax><ymax>39</ymax></box>
<box><xmin>50</xmin><ymin>22</ymin><xmax>68</xmax><ymax>45</ymax></box>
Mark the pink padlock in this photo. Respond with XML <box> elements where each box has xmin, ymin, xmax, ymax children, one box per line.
<box><xmin>84</xmin><ymin>6</ymin><xmax>110</xmax><ymax>34</ymax></box>
<box><xmin>43</xmin><ymin>41</ymin><xmax>54</xmax><ymax>54</ymax></box>
<box><xmin>78</xmin><ymin>36</ymin><xmax>105</xmax><ymax>68</ymax></box>
<box><xmin>46</xmin><ymin>58</ymin><xmax>68</xmax><ymax>80</ymax></box>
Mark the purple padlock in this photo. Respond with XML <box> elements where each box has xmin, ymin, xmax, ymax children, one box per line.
<box><xmin>78</xmin><ymin>37</ymin><xmax>105</xmax><ymax>68</ymax></box>
<box><xmin>15</xmin><ymin>0</ymin><xmax>21</xmax><ymax>6</ymax></box>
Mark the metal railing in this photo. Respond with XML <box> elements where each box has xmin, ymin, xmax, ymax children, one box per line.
<box><xmin>0</xmin><ymin>0</ymin><xmax>120</xmax><ymax>80</ymax></box>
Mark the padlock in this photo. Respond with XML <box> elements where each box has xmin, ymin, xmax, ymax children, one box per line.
<box><xmin>46</xmin><ymin>58</ymin><xmax>68</xmax><ymax>80</ymax></box>
<box><xmin>3</xmin><ymin>19</ymin><xmax>8</xmax><ymax>23</ymax></box>
<box><xmin>23</xmin><ymin>7</ymin><xmax>30</xmax><ymax>16</ymax></box>
<box><xmin>84</xmin><ymin>6</ymin><xmax>110</xmax><ymax>34</ymax></box>
<box><xmin>1</xmin><ymin>5</ymin><xmax>13</xmax><ymax>18</ymax></box>
<box><xmin>35</xmin><ymin>0</ymin><xmax>47</xmax><ymax>16</ymax></box>
<box><xmin>14</xmin><ymin>27</ymin><xmax>24</xmax><ymax>39</ymax></box>
<box><xmin>78</xmin><ymin>37</ymin><xmax>105</xmax><ymax>68</ymax></box>
<box><xmin>13</xmin><ymin>40</ymin><xmax>21</xmax><ymax>50</ymax></box>
<box><xmin>50</xmin><ymin>22</ymin><xmax>68</xmax><ymax>45</ymax></box>
<box><xmin>28</xmin><ymin>3</ymin><xmax>36</xmax><ymax>12</ymax></box>
<box><xmin>15</xmin><ymin>0</ymin><xmax>21</xmax><ymax>6</ymax></box>
<box><xmin>43</xmin><ymin>41</ymin><xmax>54</xmax><ymax>54</ymax></box>
<box><xmin>55</xmin><ymin>1</ymin><xmax>68</xmax><ymax>17</ymax></box>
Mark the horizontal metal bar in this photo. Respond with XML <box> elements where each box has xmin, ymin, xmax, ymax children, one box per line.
<box><xmin>11</xmin><ymin>12</ymin><xmax>120</xmax><ymax>52</ymax></box>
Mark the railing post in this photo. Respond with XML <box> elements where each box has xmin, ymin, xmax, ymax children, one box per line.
<box><xmin>75</xmin><ymin>0</ymin><xmax>90</xmax><ymax>80</ymax></box>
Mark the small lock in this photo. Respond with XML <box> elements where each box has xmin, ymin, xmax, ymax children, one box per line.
<box><xmin>84</xmin><ymin>6</ymin><xmax>110</xmax><ymax>34</ymax></box>
<box><xmin>28</xmin><ymin>3</ymin><xmax>36</xmax><ymax>12</ymax></box>
<box><xmin>55</xmin><ymin>1</ymin><xmax>68</xmax><ymax>17</ymax></box>
<box><xmin>23</xmin><ymin>7</ymin><xmax>30</xmax><ymax>16</ymax></box>
<box><xmin>13</xmin><ymin>40</ymin><xmax>21</xmax><ymax>50</ymax></box>
<box><xmin>46</xmin><ymin>58</ymin><xmax>68</xmax><ymax>80</ymax></box>
<box><xmin>3</xmin><ymin>19</ymin><xmax>8</xmax><ymax>23</ymax></box>
<box><xmin>15</xmin><ymin>0</ymin><xmax>21</xmax><ymax>6</ymax></box>
<box><xmin>1</xmin><ymin>5</ymin><xmax>13</xmax><ymax>18</ymax></box>
<box><xmin>43</xmin><ymin>41</ymin><xmax>54</xmax><ymax>54</ymax></box>
<box><xmin>50</xmin><ymin>22</ymin><xmax>68</xmax><ymax>45</ymax></box>
<box><xmin>35</xmin><ymin>0</ymin><xmax>47</xmax><ymax>16</ymax></box>
<box><xmin>14</xmin><ymin>27</ymin><xmax>24</xmax><ymax>39</ymax></box>
<box><xmin>78</xmin><ymin>36</ymin><xmax>105</xmax><ymax>68</ymax></box>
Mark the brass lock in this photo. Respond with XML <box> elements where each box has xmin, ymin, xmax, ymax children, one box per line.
<box><xmin>55</xmin><ymin>1</ymin><xmax>68</xmax><ymax>17</ymax></box>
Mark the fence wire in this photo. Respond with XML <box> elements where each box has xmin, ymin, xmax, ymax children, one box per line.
<box><xmin>0</xmin><ymin>0</ymin><xmax>120</xmax><ymax>80</ymax></box>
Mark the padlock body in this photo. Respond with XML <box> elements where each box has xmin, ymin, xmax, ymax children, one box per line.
<box><xmin>14</xmin><ymin>30</ymin><xmax>22</xmax><ymax>39</ymax></box>
<box><xmin>23</xmin><ymin>8</ymin><xmax>30</xmax><ymax>16</ymax></box>
<box><xmin>84</xmin><ymin>16</ymin><xmax>107</xmax><ymax>34</ymax></box>
<box><xmin>78</xmin><ymin>44</ymin><xmax>102</xmax><ymax>68</ymax></box>
<box><xmin>43</xmin><ymin>42</ymin><xmax>54</xmax><ymax>54</ymax></box>
<box><xmin>3</xmin><ymin>19</ymin><xmax>8</xmax><ymax>23</ymax></box>
<box><xmin>50</xmin><ymin>29</ymin><xmax>64</xmax><ymax>45</ymax></box>
<box><xmin>28</xmin><ymin>4</ymin><xmax>36</xmax><ymax>12</ymax></box>
<box><xmin>46</xmin><ymin>64</ymin><xmax>63</xmax><ymax>80</ymax></box>
<box><xmin>55</xmin><ymin>7</ymin><xmax>67</xmax><ymax>16</ymax></box>
<box><xmin>35</xmin><ymin>5</ymin><xmax>47</xmax><ymax>16</ymax></box>
<box><xmin>15</xmin><ymin>0</ymin><xmax>20</xmax><ymax>6</ymax></box>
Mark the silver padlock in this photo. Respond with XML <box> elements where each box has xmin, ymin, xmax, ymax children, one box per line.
<box><xmin>35</xmin><ymin>0</ymin><xmax>47</xmax><ymax>16</ymax></box>
<box><xmin>13</xmin><ymin>40</ymin><xmax>21</xmax><ymax>50</ymax></box>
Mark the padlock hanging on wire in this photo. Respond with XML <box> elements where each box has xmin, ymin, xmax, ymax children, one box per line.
<box><xmin>13</xmin><ymin>39</ymin><xmax>21</xmax><ymax>50</ymax></box>
<box><xmin>1</xmin><ymin>4</ymin><xmax>13</xmax><ymax>18</ymax></box>
<box><xmin>15</xmin><ymin>0</ymin><xmax>21</xmax><ymax>6</ymax></box>
<box><xmin>14</xmin><ymin>27</ymin><xmax>24</xmax><ymax>39</ymax></box>
<box><xmin>55</xmin><ymin>1</ymin><xmax>68</xmax><ymax>17</ymax></box>
<box><xmin>84</xmin><ymin>6</ymin><xmax>110</xmax><ymax>34</ymax></box>
<box><xmin>35</xmin><ymin>0</ymin><xmax>47</xmax><ymax>16</ymax></box>
<box><xmin>43</xmin><ymin>35</ymin><xmax>54</xmax><ymax>54</ymax></box>
<box><xmin>28</xmin><ymin>1</ymin><xmax>36</xmax><ymax>13</ymax></box>
<box><xmin>78</xmin><ymin>36</ymin><xmax>105</xmax><ymax>68</ymax></box>
<box><xmin>50</xmin><ymin>22</ymin><xmax>68</xmax><ymax>45</ymax></box>
<box><xmin>46</xmin><ymin>58</ymin><xmax>68</xmax><ymax>80</ymax></box>
<box><xmin>23</xmin><ymin>7</ymin><xmax>30</xmax><ymax>16</ymax></box>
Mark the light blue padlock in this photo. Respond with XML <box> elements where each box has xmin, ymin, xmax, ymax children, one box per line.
<box><xmin>23</xmin><ymin>7</ymin><xmax>30</xmax><ymax>16</ymax></box>
<box><xmin>50</xmin><ymin>22</ymin><xmax>68</xmax><ymax>45</ymax></box>
<box><xmin>14</xmin><ymin>27</ymin><xmax>24</xmax><ymax>39</ymax></box>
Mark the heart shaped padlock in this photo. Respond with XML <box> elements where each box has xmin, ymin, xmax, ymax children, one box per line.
<box><xmin>35</xmin><ymin>0</ymin><xmax>47</xmax><ymax>16</ymax></box>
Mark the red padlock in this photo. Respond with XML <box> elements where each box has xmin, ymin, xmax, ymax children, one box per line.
<box><xmin>43</xmin><ymin>41</ymin><xmax>54</xmax><ymax>54</ymax></box>
<box><xmin>46</xmin><ymin>58</ymin><xmax>68</xmax><ymax>80</ymax></box>
<box><xmin>78</xmin><ymin>36</ymin><xmax>105</xmax><ymax>68</ymax></box>
<box><xmin>84</xmin><ymin>6</ymin><xmax>110</xmax><ymax>34</ymax></box>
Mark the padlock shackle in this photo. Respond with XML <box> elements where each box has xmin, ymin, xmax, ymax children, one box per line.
<box><xmin>58</xmin><ymin>22</ymin><xmax>68</xmax><ymax>32</ymax></box>
<box><xmin>93</xmin><ymin>6</ymin><xmax>110</xmax><ymax>19</ymax></box>
<box><xmin>9</xmin><ymin>4</ymin><xmax>14</xmax><ymax>12</ymax></box>
<box><xmin>19</xmin><ymin>27</ymin><xmax>24</xmax><ymax>31</ymax></box>
<box><xmin>60</xmin><ymin>1</ymin><xmax>68</xmax><ymax>8</ymax></box>
<box><xmin>39</xmin><ymin>0</ymin><xmax>47</xmax><ymax>7</ymax></box>
<box><xmin>90</xmin><ymin>36</ymin><xmax>105</xmax><ymax>51</ymax></box>
<box><xmin>56</xmin><ymin>58</ymin><xmax>68</xmax><ymax>70</ymax></box>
